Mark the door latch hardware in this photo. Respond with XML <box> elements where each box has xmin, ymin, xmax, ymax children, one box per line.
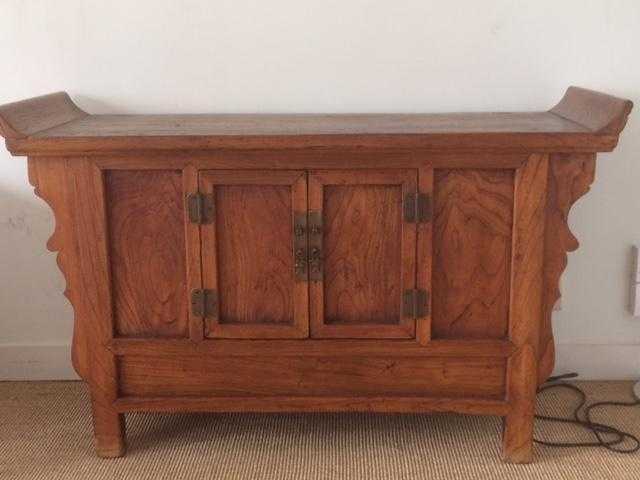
<box><xmin>187</xmin><ymin>193</ymin><xmax>214</xmax><ymax>224</ymax></box>
<box><xmin>309</xmin><ymin>247</ymin><xmax>322</xmax><ymax>274</ymax></box>
<box><xmin>308</xmin><ymin>211</ymin><xmax>323</xmax><ymax>281</ymax></box>
<box><xmin>402</xmin><ymin>289</ymin><xmax>429</xmax><ymax>318</ymax></box>
<box><xmin>403</xmin><ymin>193</ymin><xmax>432</xmax><ymax>223</ymax></box>
<box><xmin>191</xmin><ymin>289</ymin><xmax>217</xmax><ymax>318</ymax></box>
<box><xmin>294</xmin><ymin>248</ymin><xmax>307</xmax><ymax>276</ymax></box>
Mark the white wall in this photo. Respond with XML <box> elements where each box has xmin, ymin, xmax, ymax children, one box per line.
<box><xmin>1</xmin><ymin>0</ymin><xmax>639</xmax><ymax>380</ymax></box>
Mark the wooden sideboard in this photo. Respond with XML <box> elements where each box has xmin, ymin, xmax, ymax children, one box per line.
<box><xmin>0</xmin><ymin>87</ymin><xmax>632</xmax><ymax>463</ymax></box>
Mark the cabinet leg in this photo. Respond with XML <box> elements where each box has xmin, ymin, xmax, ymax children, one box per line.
<box><xmin>502</xmin><ymin>346</ymin><xmax>537</xmax><ymax>463</ymax></box>
<box><xmin>502</xmin><ymin>409</ymin><xmax>534</xmax><ymax>463</ymax></box>
<box><xmin>91</xmin><ymin>395</ymin><xmax>126</xmax><ymax>458</ymax></box>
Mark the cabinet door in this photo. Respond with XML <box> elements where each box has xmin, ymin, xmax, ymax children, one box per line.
<box><xmin>308</xmin><ymin>170</ymin><xmax>418</xmax><ymax>338</ymax></box>
<box><xmin>200</xmin><ymin>170</ymin><xmax>308</xmax><ymax>338</ymax></box>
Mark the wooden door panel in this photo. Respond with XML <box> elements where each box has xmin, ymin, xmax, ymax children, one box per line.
<box><xmin>200</xmin><ymin>170</ymin><xmax>308</xmax><ymax>338</ymax></box>
<box><xmin>322</xmin><ymin>184</ymin><xmax>402</xmax><ymax>324</ymax></box>
<box><xmin>309</xmin><ymin>170</ymin><xmax>417</xmax><ymax>338</ymax></box>
<box><xmin>215</xmin><ymin>184</ymin><xmax>293</xmax><ymax>324</ymax></box>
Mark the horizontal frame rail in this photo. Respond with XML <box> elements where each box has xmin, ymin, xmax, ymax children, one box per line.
<box><xmin>108</xmin><ymin>338</ymin><xmax>516</xmax><ymax>358</ymax></box>
<box><xmin>113</xmin><ymin>396</ymin><xmax>510</xmax><ymax>416</ymax></box>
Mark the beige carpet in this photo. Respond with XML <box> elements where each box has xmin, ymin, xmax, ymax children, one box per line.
<box><xmin>0</xmin><ymin>381</ymin><xmax>639</xmax><ymax>480</ymax></box>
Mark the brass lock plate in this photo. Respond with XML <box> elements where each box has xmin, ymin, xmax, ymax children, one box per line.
<box><xmin>308</xmin><ymin>211</ymin><xmax>323</xmax><ymax>282</ymax></box>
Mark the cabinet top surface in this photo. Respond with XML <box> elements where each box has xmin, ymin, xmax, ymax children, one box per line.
<box><xmin>30</xmin><ymin>111</ymin><xmax>590</xmax><ymax>136</ymax></box>
<box><xmin>0</xmin><ymin>86</ymin><xmax>632</xmax><ymax>155</ymax></box>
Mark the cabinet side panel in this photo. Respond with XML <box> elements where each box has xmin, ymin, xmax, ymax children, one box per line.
<box><xmin>432</xmin><ymin>169</ymin><xmax>514</xmax><ymax>339</ymax></box>
<box><xmin>106</xmin><ymin>170</ymin><xmax>189</xmax><ymax>337</ymax></box>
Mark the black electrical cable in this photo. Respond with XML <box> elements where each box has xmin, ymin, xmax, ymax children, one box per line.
<box><xmin>533</xmin><ymin>373</ymin><xmax>640</xmax><ymax>453</ymax></box>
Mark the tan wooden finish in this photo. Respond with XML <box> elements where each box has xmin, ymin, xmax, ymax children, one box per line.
<box><xmin>0</xmin><ymin>86</ymin><xmax>632</xmax><ymax>463</ymax></box>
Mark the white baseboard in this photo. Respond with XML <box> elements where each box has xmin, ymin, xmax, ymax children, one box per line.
<box><xmin>0</xmin><ymin>342</ymin><xmax>638</xmax><ymax>381</ymax></box>
<box><xmin>0</xmin><ymin>343</ymin><xmax>79</xmax><ymax>380</ymax></box>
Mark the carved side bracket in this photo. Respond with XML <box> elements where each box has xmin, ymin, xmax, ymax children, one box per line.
<box><xmin>538</xmin><ymin>153</ymin><xmax>596</xmax><ymax>384</ymax></box>
<box><xmin>28</xmin><ymin>157</ymin><xmax>90</xmax><ymax>381</ymax></box>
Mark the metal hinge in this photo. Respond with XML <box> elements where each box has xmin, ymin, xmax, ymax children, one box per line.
<box><xmin>402</xmin><ymin>289</ymin><xmax>429</xmax><ymax>318</ymax></box>
<box><xmin>403</xmin><ymin>193</ymin><xmax>432</xmax><ymax>223</ymax></box>
<box><xmin>187</xmin><ymin>193</ymin><xmax>214</xmax><ymax>224</ymax></box>
<box><xmin>191</xmin><ymin>289</ymin><xmax>217</xmax><ymax>317</ymax></box>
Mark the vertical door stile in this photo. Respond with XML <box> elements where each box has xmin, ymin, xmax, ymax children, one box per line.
<box><xmin>308</xmin><ymin>173</ymin><xmax>324</xmax><ymax>337</ymax></box>
<box><xmin>416</xmin><ymin>166</ymin><xmax>434</xmax><ymax>345</ymax></box>
<box><xmin>184</xmin><ymin>165</ymin><xmax>204</xmax><ymax>341</ymax></box>
<box><xmin>292</xmin><ymin>171</ymin><xmax>310</xmax><ymax>338</ymax></box>
<box><xmin>199</xmin><ymin>174</ymin><xmax>220</xmax><ymax>337</ymax></box>
<box><xmin>400</xmin><ymin>172</ymin><xmax>419</xmax><ymax>339</ymax></box>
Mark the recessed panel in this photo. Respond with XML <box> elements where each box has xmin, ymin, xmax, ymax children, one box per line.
<box><xmin>106</xmin><ymin>170</ymin><xmax>188</xmax><ymax>338</ymax></box>
<box><xmin>432</xmin><ymin>169</ymin><xmax>514</xmax><ymax>339</ymax></box>
<box><xmin>119</xmin><ymin>355</ymin><xmax>506</xmax><ymax>399</ymax></box>
<box><xmin>215</xmin><ymin>185</ymin><xmax>294</xmax><ymax>325</ymax></box>
<box><xmin>323</xmin><ymin>184</ymin><xmax>403</xmax><ymax>325</ymax></box>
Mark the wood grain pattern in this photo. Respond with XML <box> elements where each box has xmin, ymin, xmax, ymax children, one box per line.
<box><xmin>323</xmin><ymin>185</ymin><xmax>401</xmax><ymax>324</ymax></box>
<box><xmin>94</xmin><ymin>151</ymin><xmax>528</xmax><ymax>170</ymax></box>
<box><xmin>30</xmin><ymin>112</ymin><xmax>592</xmax><ymax>137</ymax></box>
<box><xmin>432</xmin><ymin>169</ymin><xmax>514</xmax><ymax>339</ymax></box>
<box><xmin>118</xmin><ymin>355</ymin><xmax>506</xmax><ymax>399</ymax></box>
<box><xmin>216</xmin><ymin>185</ymin><xmax>294</xmax><ymax>324</ymax></box>
<box><xmin>200</xmin><ymin>170</ymin><xmax>308</xmax><ymax>338</ymax></box>
<box><xmin>309</xmin><ymin>170</ymin><xmax>417</xmax><ymax>338</ymax></box>
<box><xmin>108</xmin><ymin>338</ymin><xmax>516</xmax><ymax>358</ymax></box>
<box><xmin>106</xmin><ymin>170</ymin><xmax>189</xmax><ymax>338</ymax></box>
<box><xmin>503</xmin><ymin>154</ymin><xmax>548</xmax><ymax>463</ymax></box>
<box><xmin>538</xmin><ymin>154</ymin><xmax>596</xmax><ymax>384</ymax></box>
